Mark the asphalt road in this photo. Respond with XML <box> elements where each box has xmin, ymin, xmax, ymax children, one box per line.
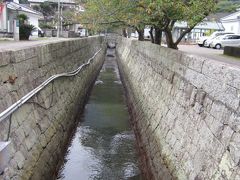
<box><xmin>178</xmin><ymin>45</ymin><xmax>240</xmax><ymax>67</ymax></box>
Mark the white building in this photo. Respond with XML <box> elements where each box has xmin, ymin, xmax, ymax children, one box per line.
<box><xmin>131</xmin><ymin>21</ymin><xmax>225</xmax><ymax>41</ymax></box>
<box><xmin>172</xmin><ymin>21</ymin><xmax>225</xmax><ymax>41</ymax></box>
<box><xmin>0</xmin><ymin>0</ymin><xmax>43</xmax><ymax>37</ymax></box>
<box><xmin>28</xmin><ymin>0</ymin><xmax>76</xmax><ymax>8</ymax></box>
<box><xmin>221</xmin><ymin>10</ymin><xmax>240</xmax><ymax>34</ymax></box>
<box><xmin>27</xmin><ymin>0</ymin><xmax>85</xmax><ymax>36</ymax></box>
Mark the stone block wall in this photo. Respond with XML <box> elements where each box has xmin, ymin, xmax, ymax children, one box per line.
<box><xmin>0</xmin><ymin>36</ymin><xmax>106</xmax><ymax>179</ymax></box>
<box><xmin>224</xmin><ymin>46</ymin><xmax>240</xmax><ymax>58</ymax></box>
<box><xmin>117</xmin><ymin>38</ymin><xmax>240</xmax><ymax>180</ymax></box>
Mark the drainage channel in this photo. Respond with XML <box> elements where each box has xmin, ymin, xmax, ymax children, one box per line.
<box><xmin>56</xmin><ymin>47</ymin><xmax>142</xmax><ymax>180</ymax></box>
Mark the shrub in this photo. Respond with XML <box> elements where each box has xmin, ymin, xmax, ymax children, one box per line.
<box><xmin>39</xmin><ymin>22</ymin><xmax>54</xmax><ymax>29</ymax></box>
<box><xmin>17</xmin><ymin>14</ymin><xmax>28</xmax><ymax>24</ymax></box>
<box><xmin>17</xmin><ymin>14</ymin><xmax>35</xmax><ymax>40</ymax></box>
<box><xmin>19</xmin><ymin>24</ymin><xmax>35</xmax><ymax>40</ymax></box>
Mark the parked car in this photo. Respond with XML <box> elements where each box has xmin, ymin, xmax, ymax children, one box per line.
<box><xmin>197</xmin><ymin>31</ymin><xmax>234</xmax><ymax>47</ymax></box>
<box><xmin>204</xmin><ymin>32</ymin><xmax>235</xmax><ymax>47</ymax></box>
<box><xmin>31</xmin><ymin>27</ymin><xmax>44</xmax><ymax>37</ymax></box>
<box><xmin>210</xmin><ymin>34</ymin><xmax>240</xmax><ymax>49</ymax></box>
<box><xmin>38</xmin><ymin>27</ymin><xmax>45</xmax><ymax>37</ymax></box>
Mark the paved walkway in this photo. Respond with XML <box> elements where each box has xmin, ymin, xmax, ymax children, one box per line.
<box><xmin>1</xmin><ymin>39</ymin><xmax>239</xmax><ymax>68</ymax></box>
<box><xmin>178</xmin><ymin>45</ymin><xmax>240</xmax><ymax>67</ymax></box>
<box><xmin>0</xmin><ymin>38</ymin><xmax>82</xmax><ymax>52</ymax></box>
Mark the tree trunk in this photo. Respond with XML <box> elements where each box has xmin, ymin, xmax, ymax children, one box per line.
<box><xmin>137</xmin><ymin>29</ymin><xmax>144</xmax><ymax>41</ymax></box>
<box><xmin>154</xmin><ymin>27</ymin><xmax>162</xmax><ymax>45</ymax></box>
<box><xmin>174</xmin><ymin>27</ymin><xmax>194</xmax><ymax>46</ymax></box>
<box><xmin>149</xmin><ymin>26</ymin><xmax>154</xmax><ymax>43</ymax></box>
<box><xmin>165</xmin><ymin>29</ymin><xmax>178</xmax><ymax>49</ymax></box>
<box><xmin>122</xmin><ymin>28</ymin><xmax>127</xmax><ymax>37</ymax></box>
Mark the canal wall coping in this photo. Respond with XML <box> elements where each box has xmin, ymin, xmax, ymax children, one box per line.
<box><xmin>117</xmin><ymin>37</ymin><xmax>240</xmax><ymax>179</ymax></box>
<box><xmin>0</xmin><ymin>36</ymin><xmax>106</xmax><ymax>179</ymax></box>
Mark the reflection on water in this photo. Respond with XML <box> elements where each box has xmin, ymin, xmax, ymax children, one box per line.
<box><xmin>57</xmin><ymin>51</ymin><xmax>141</xmax><ymax>180</ymax></box>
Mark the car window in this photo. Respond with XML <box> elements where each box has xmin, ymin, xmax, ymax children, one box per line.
<box><xmin>229</xmin><ymin>35</ymin><xmax>240</xmax><ymax>39</ymax></box>
<box><xmin>223</xmin><ymin>35</ymin><xmax>231</xmax><ymax>39</ymax></box>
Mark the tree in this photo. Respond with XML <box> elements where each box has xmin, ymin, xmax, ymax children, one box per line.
<box><xmin>81</xmin><ymin>0</ymin><xmax>218</xmax><ymax>49</ymax></box>
<box><xmin>139</xmin><ymin>0</ymin><xmax>217</xmax><ymax>49</ymax></box>
<box><xmin>216</xmin><ymin>0</ymin><xmax>240</xmax><ymax>12</ymax></box>
<box><xmin>165</xmin><ymin>0</ymin><xmax>217</xmax><ymax>49</ymax></box>
<box><xmin>32</xmin><ymin>2</ymin><xmax>58</xmax><ymax>28</ymax></box>
<box><xmin>19</xmin><ymin>0</ymin><xmax>29</xmax><ymax>4</ymax></box>
<box><xmin>80</xmin><ymin>0</ymin><xmax>148</xmax><ymax>40</ymax></box>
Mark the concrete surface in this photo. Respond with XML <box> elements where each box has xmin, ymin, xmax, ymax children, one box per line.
<box><xmin>0</xmin><ymin>37</ymin><xmax>87</xmax><ymax>51</ymax></box>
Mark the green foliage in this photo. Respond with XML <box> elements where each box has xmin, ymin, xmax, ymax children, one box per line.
<box><xmin>32</xmin><ymin>2</ymin><xmax>57</xmax><ymax>17</ymax></box>
<box><xmin>17</xmin><ymin>14</ymin><xmax>28</xmax><ymax>24</ymax></box>
<box><xmin>62</xmin><ymin>9</ymin><xmax>76</xmax><ymax>26</ymax></box>
<box><xmin>32</xmin><ymin>5</ymin><xmax>40</xmax><ymax>12</ymax></box>
<box><xmin>216</xmin><ymin>0</ymin><xmax>240</xmax><ymax>12</ymax></box>
<box><xmin>33</xmin><ymin>2</ymin><xmax>79</xmax><ymax>28</ymax></box>
<box><xmin>19</xmin><ymin>24</ymin><xmax>35</xmax><ymax>40</ymax></box>
<box><xmin>19</xmin><ymin>0</ymin><xmax>29</xmax><ymax>4</ymax></box>
<box><xmin>17</xmin><ymin>14</ymin><xmax>35</xmax><ymax>40</ymax></box>
<box><xmin>140</xmin><ymin>0</ymin><xmax>216</xmax><ymax>27</ymax></box>
<box><xmin>82</xmin><ymin>0</ymin><xmax>217</xmax><ymax>31</ymax></box>
<box><xmin>80</xmin><ymin>0</ymin><xmax>146</xmax><ymax>32</ymax></box>
<box><xmin>39</xmin><ymin>22</ymin><xmax>54</xmax><ymax>29</ymax></box>
<box><xmin>82</xmin><ymin>0</ymin><xmax>217</xmax><ymax>48</ymax></box>
<box><xmin>40</xmin><ymin>2</ymin><xmax>57</xmax><ymax>16</ymax></box>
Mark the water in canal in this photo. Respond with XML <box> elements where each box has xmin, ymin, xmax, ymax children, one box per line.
<box><xmin>57</xmin><ymin>49</ymin><xmax>142</xmax><ymax>180</ymax></box>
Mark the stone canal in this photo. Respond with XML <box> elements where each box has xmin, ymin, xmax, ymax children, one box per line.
<box><xmin>57</xmin><ymin>49</ymin><xmax>142</xmax><ymax>180</ymax></box>
<box><xmin>1</xmin><ymin>37</ymin><xmax>238</xmax><ymax>180</ymax></box>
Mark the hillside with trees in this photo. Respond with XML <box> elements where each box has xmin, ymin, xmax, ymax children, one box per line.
<box><xmin>216</xmin><ymin>0</ymin><xmax>240</xmax><ymax>12</ymax></box>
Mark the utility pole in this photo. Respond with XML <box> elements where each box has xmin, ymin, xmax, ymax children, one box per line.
<box><xmin>60</xmin><ymin>3</ymin><xmax>63</xmax><ymax>36</ymax></box>
<box><xmin>57</xmin><ymin>0</ymin><xmax>60</xmax><ymax>38</ymax></box>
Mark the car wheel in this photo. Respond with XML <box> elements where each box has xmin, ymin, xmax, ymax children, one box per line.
<box><xmin>198</xmin><ymin>44</ymin><xmax>203</xmax><ymax>47</ymax></box>
<box><xmin>203</xmin><ymin>40</ymin><xmax>206</xmax><ymax>47</ymax></box>
<box><xmin>215</xmin><ymin>44</ymin><xmax>221</xmax><ymax>49</ymax></box>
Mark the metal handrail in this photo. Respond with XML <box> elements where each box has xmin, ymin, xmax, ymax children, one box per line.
<box><xmin>0</xmin><ymin>47</ymin><xmax>103</xmax><ymax>123</ymax></box>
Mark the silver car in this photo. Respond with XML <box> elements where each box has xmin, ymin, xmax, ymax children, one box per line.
<box><xmin>210</xmin><ymin>34</ymin><xmax>240</xmax><ymax>49</ymax></box>
<box><xmin>204</xmin><ymin>32</ymin><xmax>234</xmax><ymax>47</ymax></box>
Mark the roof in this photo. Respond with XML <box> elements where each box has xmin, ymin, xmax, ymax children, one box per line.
<box><xmin>206</xmin><ymin>13</ymin><xmax>232</xmax><ymax>21</ymax></box>
<box><xmin>28</xmin><ymin>0</ymin><xmax>76</xmax><ymax>5</ymax></box>
<box><xmin>174</xmin><ymin>21</ymin><xmax>225</xmax><ymax>30</ymax></box>
<box><xmin>7</xmin><ymin>2</ymin><xmax>43</xmax><ymax>18</ymax></box>
<box><xmin>221</xmin><ymin>10</ymin><xmax>240</xmax><ymax>22</ymax></box>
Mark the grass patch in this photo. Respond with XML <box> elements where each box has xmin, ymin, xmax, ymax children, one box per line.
<box><xmin>219</xmin><ymin>54</ymin><xmax>240</xmax><ymax>61</ymax></box>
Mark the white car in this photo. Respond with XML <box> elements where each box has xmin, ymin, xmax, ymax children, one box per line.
<box><xmin>210</xmin><ymin>34</ymin><xmax>240</xmax><ymax>49</ymax></box>
<box><xmin>31</xmin><ymin>27</ymin><xmax>44</xmax><ymax>37</ymax></box>
<box><xmin>197</xmin><ymin>31</ymin><xmax>234</xmax><ymax>47</ymax></box>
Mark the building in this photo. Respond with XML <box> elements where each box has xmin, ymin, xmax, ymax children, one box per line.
<box><xmin>27</xmin><ymin>0</ymin><xmax>85</xmax><ymax>36</ymax></box>
<box><xmin>221</xmin><ymin>10</ymin><xmax>240</xmax><ymax>34</ymax></box>
<box><xmin>172</xmin><ymin>21</ymin><xmax>225</xmax><ymax>42</ymax></box>
<box><xmin>131</xmin><ymin>20</ymin><xmax>225</xmax><ymax>42</ymax></box>
<box><xmin>0</xmin><ymin>0</ymin><xmax>43</xmax><ymax>37</ymax></box>
<box><xmin>28</xmin><ymin>0</ymin><xmax>77</xmax><ymax>8</ymax></box>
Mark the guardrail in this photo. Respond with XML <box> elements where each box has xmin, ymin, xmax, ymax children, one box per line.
<box><xmin>0</xmin><ymin>47</ymin><xmax>103</xmax><ymax>123</ymax></box>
